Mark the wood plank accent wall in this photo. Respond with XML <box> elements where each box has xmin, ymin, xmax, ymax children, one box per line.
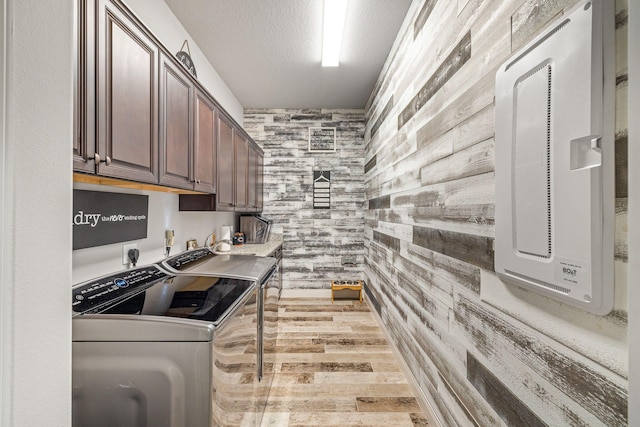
<box><xmin>364</xmin><ymin>0</ymin><xmax>629</xmax><ymax>426</ymax></box>
<box><xmin>243</xmin><ymin>109</ymin><xmax>365</xmax><ymax>290</ymax></box>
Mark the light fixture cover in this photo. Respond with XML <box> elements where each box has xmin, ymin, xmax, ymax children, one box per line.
<box><xmin>322</xmin><ymin>0</ymin><xmax>348</xmax><ymax>67</ymax></box>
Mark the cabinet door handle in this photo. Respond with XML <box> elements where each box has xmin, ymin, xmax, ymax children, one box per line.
<box><xmin>88</xmin><ymin>154</ymin><xmax>111</xmax><ymax>165</ymax></box>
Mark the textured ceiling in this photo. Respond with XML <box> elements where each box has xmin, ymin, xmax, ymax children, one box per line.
<box><xmin>163</xmin><ymin>0</ymin><xmax>412</xmax><ymax>109</ymax></box>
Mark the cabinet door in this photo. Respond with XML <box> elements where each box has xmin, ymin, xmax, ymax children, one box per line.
<box><xmin>96</xmin><ymin>0</ymin><xmax>159</xmax><ymax>183</ymax></box>
<box><xmin>216</xmin><ymin>113</ymin><xmax>235</xmax><ymax>210</ymax></box>
<box><xmin>159</xmin><ymin>54</ymin><xmax>193</xmax><ymax>189</ymax></box>
<box><xmin>247</xmin><ymin>145</ymin><xmax>258</xmax><ymax>210</ymax></box>
<box><xmin>234</xmin><ymin>132</ymin><xmax>249</xmax><ymax>211</ymax></box>
<box><xmin>257</xmin><ymin>150</ymin><xmax>264</xmax><ymax>211</ymax></box>
<box><xmin>193</xmin><ymin>90</ymin><xmax>217</xmax><ymax>193</ymax></box>
<box><xmin>74</xmin><ymin>0</ymin><xmax>95</xmax><ymax>173</ymax></box>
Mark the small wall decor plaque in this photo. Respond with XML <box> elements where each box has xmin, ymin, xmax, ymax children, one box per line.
<box><xmin>176</xmin><ymin>39</ymin><xmax>197</xmax><ymax>78</ymax></box>
<box><xmin>313</xmin><ymin>170</ymin><xmax>331</xmax><ymax>209</ymax></box>
<box><xmin>308</xmin><ymin>127</ymin><xmax>336</xmax><ymax>152</ymax></box>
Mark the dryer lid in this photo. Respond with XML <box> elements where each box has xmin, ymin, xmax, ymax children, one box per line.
<box><xmin>160</xmin><ymin>248</ymin><xmax>276</xmax><ymax>283</ymax></box>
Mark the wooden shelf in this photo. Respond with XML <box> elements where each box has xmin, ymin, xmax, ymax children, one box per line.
<box><xmin>73</xmin><ymin>173</ymin><xmax>207</xmax><ymax>195</ymax></box>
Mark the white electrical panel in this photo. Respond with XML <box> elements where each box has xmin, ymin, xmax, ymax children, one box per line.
<box><xmin>494</xmin><ymin>0</ymin><xmax>615</xmax><ymax>315</ymax></box>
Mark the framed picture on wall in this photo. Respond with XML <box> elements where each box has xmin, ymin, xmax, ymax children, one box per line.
<box><xmin>308</xmin><ymin>127</ymin><xmax>336</xmax><ymax>152</ymax></box>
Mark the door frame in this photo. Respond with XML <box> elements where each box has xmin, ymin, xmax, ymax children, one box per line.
<box><xmin>0</xmin><ymin>0</ymin><xmax>11</xmax><ymax>425</ymax></box>
<box><xmin>628</xmin><ymin>0</ymin><xmax>639</xmax><ymax>424</ymax></box>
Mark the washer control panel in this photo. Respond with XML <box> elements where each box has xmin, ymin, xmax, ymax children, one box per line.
<box><xmin>164</xmin><ymin>248</ymin><xmax>214</xmax><ymax>270</ymax></box>
<box><xmin>72</xmin><ymin>265</ymin><xmax>169</xmax><ymax>315</ymax></box>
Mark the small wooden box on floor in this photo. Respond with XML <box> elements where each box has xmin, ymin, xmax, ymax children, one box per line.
<box><xmin>331</xmin><ymin>280</ymin><xmax>363</xmax><ymax>303</ymax></box>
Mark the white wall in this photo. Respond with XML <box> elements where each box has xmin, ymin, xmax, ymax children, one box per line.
<box><xmin>123</xmin><ymin>0</ymin><xmax>244</xmax><ymax>124</ymax></box>
<box><xmin>72</xmin><ymin>183</ymin><xmax>237</xmax><ymax>284</ymax></box>
<box><xmin>1</xmin><ymin>1</ymin><xmax>74</xmax><ymax>426</ymax></box>
<box><xmin>628</xmin><ymin>0</ymin><xmax>638</xmax><ymax>424</ymax></box>
<box><xmin>0</xmin><ymin>1</ymin><xmax>8</xmax><ymax>424</ymax></box>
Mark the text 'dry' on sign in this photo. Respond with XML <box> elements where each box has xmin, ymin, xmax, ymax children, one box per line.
<box><xmin>73</xmin><ymin>190</ymin><xmax>148</xmax><ymax>250</ymax></box>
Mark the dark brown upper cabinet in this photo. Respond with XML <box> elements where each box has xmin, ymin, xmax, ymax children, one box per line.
<box><xmin>234</xmin><ymin>132</ymin><xmax>249</xmax><ymax>212</ymax></box>
<box><xmin>157</xmin><ymin>55</ymin><xmax>221</xmax><ymax>193</ymax></box>
<box><xmin>257</xmin><ymin>150</ymin><xmax>264</xmax><ymax>211</ymax></box>
<box><xmin>215</xmin><ymin>112</ymin><xmax>236</xmax><ymax>210</ymax></box>
<box><xmin>73</xmin><ymin>0</ymin><xmax>95</xmax><ymax>173</ymax></box>
<box><xmin>95</xmin><ymin>0</ymin><xmax>159</xmax><ymax>183</ymax></box>
<box><xmin>75</xmin><ymin>0</ymin><xmax>260</xmax><ymax>206</ymax></box>
<box><xmin>212</xmin><ymin>115</ymin><xmax>263</xmax><ymax>212</ymax></box>
<box><xmin>159</xmin><ymin>53</ymin><xmax>193</xmax><ymax>189</ymax></box>
<box><xmin>247</xmin><ymin>143</ymin><xmax>264</xmax><ymax>211</ymax></box>
<box><xmin>193</xmin><ymin>89</ymin><xmax>217</xmax><ymax>194</ymax></box>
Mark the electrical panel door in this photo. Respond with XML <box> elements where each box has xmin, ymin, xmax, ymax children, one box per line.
<box><xmin>494</xmin><ymin>0</ymin><xmax>615</xmax><ymax>315</ymax></box>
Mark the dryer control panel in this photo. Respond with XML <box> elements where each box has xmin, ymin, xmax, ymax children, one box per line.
<box><xmin>72</xmin><ymin>265</ymin><xmax>169</xmax><ymax>315</ymax></box>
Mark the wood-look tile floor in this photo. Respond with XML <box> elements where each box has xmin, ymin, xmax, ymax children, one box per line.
<box><xmin>260</xmin><ymin>298</ymin><xmax>434</xmax><ymax>427</ymax></box>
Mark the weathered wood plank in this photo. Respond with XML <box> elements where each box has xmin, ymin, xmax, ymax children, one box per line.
<box><xmin>393</xmin><ymin>251</ymin><xmax>455</xmax><ymax>305</ymax></box>
<box><xmin>414</xmin><ymin>0</ymin><xmax>438</xmax><ymax>39</ymax></box>
<box><xmin>458</xmin><ymin>0</ymin><xmax>471</xmax><ymax>15</ymax></box>
<box><xmin>412</xmin><ymin>67</ymin><xmax>497</xmax><ymax>167</ymax></box>
<box><xmin>364</xmin><ymin>155</ymin><xmax>377</xmax><ymax>174</ymax></box>
<box><xmin>380</xmin><ymin>131</ymin><xmax>416</xmax><ymax>170</ymax></box>
<box><xmin>402</xmin><ymin>241</ymin><xmax>481</xmax><ymax>296</ymax></box>
<box><xmin>397</xmin><ymin>306</ymin><xmax>500</xmax><ymax>427</ymax></box>
<box><xmin>480</xmin><ymin>269</ymin><xmax>628</xmax><ymax>377</ymax></box>
<box><xmin>363</xmin><ymin>282</ymin><xmax>381</xmax><ymax>316</ymax></box>
<box><xmin>420</xmin><ymin>138</ymin><xmax>494</xmax><ymax>188</ymax></box>
<box><xmin>438</xmin><ymin>372</ymin><xmax>482</xmax><ymax>427</ymax></box>
<box><xmin>373</xmin><ymin>231</ymin><xmax>400</xmax><ymax>252</ymax></box>
<box><xmin>398</xmin><ymin>30</ymin><xmax>472</xmax><ymax>130</ymax></box>
<box><xmin>615</xmin><ymin>131</ymin><xmax>628</xmax><ymax>198</ymax></box>
<box><xmin>393</xmin><ymin>0</ymin><xmax>465</xmax><ymax>108</ymax></box>
<box><xmin>615</xmin><ymin>198</ymin><xmax>628</xmax><ymax>262</ymax></box>
<box><xmin>396</xmin><ymin>270</ymin><xmax>451</xmax><ymax>323</ymax></box>
<box><xmin>511</xmin><ymin>0</ymin><xmax>579</xmax><ymax>51</ymax></box>
<box><xmin>368</xmin><ymin>195</ymin><xmax>390</xmax><ymax>210</ymax></box>
<box><xmin>452</xmin><ymin>103</ymin><xmax>495</xmax><ymax>152</ymax></box>
<box><xmin>375</xmin><ymin>220</ymin><xmax>413</xmax><ymax>243</ymax></box>
<box><xmin>398</xmin><ymin>4</ymin><xmax>511</xmax><ymax>146</ymax></box>
<box><xmin>444</xmin><ymin>172</ymin><xmax>496</xmax><ymax>206</ymax></box>
<box><xmin>393</xmin><ymin>186</ymin><xmax>445</xmax><ymax>208</ymax></box>
<box><xmin>467</xmin><ymin>352</ymin><xmax>548</xmax><ymax>427</ymax></box>
<box><xmin>371</xmin><ymin>97</ymin><xmax>394</xmax><ymax>139</ymax></box>
<box><xmin>371</xmin><ymin>207</ymin><xmax>494</xmax><ymax>241</ymax></box>
<box><xmin>417</xmin><ymin>129</ymin><xmax>454</xmax><ymax>167</ymax></box>
<box><xmin>413</xmin><ymin>225</ymin><xmax>494</xmax><ymax>271</ymax></box>
<box><xmin>454</xmin><ymin>294</ymin><xmax>628</xmax><ymax>426</ymax></box>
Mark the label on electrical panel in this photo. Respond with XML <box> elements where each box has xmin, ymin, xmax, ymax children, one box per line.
<box><xmin>554</xmin><ymin>257</ymin><xmax>590</xmax><ymax>289</ymax></box>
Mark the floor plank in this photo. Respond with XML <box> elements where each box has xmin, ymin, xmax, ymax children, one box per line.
<box><xmin>261</xmin><ymin>298</ymin><xmax>435</xmax><ymax>426</ymax></box>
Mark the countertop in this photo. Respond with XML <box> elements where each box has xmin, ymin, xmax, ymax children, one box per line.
<box><xmin>226</xmin><ymin>234</ymin><xmax>283</xmax><ymax>257</ymax></box>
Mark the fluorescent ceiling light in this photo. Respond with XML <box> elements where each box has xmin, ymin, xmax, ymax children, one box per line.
<box><xmin>322</xmin><ymin>0</ymin><xmax>348</xmax><ymax>67</ymax></box>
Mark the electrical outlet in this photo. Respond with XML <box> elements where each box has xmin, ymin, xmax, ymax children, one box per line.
<box><xmin>122</xmin><ymin>243</ymin><xmax>137</xmax><ymax>265</ymax></box>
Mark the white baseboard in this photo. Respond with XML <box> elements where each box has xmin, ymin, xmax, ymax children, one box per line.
<box><xmin>280</xmin><ymin>289</ymin><xmax>331</xmax><ymax>299</ymax></box>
